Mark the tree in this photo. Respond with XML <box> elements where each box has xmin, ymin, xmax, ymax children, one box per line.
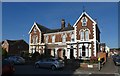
<box><xmin>2</xmin><ymin>48</ymin><xmax>8</xmax><ymax>58</ymax></box>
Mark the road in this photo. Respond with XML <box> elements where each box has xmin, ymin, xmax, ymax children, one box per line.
<box><xmin>12</xmin><ymin>58</ymin><xmax>120</xmax><ymax>76</ymax></box>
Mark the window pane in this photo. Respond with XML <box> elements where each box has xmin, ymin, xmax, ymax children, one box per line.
<box><xmin>85</xmin><ymin>30</ymin><xmax>89</xmax><ymax>41</ymax></box>
<box><xmin>52</xmin><ymin>35</ymin><xmax>55</xmax><ymax>43</ymax></box>
<box><xmin>82</xmin><ymin>17</ymin><xmax>87</xmax><ymax>26</ymax></box>
<box><xmin>62</xmin><ymin>35</ymin><xmax>66</xmax><ymax>43</ymax></box>
<box><xmin>81</xmin><ymin>31</ymin><xmax>84</xmax><ymax>41</ymax></box>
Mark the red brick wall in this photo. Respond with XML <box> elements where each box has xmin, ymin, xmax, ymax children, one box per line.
<box><xmin>75</xmin><ymin>15</ymin><xmax>94</xmax><ymax>40</ymax></box>
<box><xmin>30</xmin><ymin>26</ymin><xmax>40</xmax><ymax>43</ymax></box>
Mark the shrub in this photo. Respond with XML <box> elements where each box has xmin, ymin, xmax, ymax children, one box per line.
<box><xmin>2</xmin><ymin>48</ymin><xmax>8</xmax><ymax>58</ymax></box>
<box><xmin>90</xmin><ymin>56</ymin><xmax>98</xmax><ymax>64</ymax></box>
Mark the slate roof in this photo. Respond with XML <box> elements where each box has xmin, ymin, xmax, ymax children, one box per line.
<box><xmin>5</xmin><ymin>40</ymin><xmax>28</xmax><ymax>46</ymax></box>
<box><xmin>2</xmin><ymin>39</ymin><xmax>29</xmax><ymax>52</ymax></box>
<box><xmin>36</xmin><ymin>23</ymin><xmax>50</xmax><ymax>33</ymax></box>
<box><xmin>36</xmin><ymin>22</ymin><xmax>74</xmax><ymax>33</ymax></box>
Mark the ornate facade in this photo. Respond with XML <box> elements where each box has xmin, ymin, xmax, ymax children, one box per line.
<box><xmin>28</xmin><ymin>11</ymin><xmax>100</xmax><ymax>59</ymax></box>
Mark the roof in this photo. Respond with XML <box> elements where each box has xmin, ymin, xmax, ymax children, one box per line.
<box><xmin>73</xmin><ymin>12</ymin><xmax>97</xmax><ymax>27</ymax></box>
<box><xmin>36</xmin><ymin>23</ymin><xmax>50</xmax><ymax>33</ymax></box>
<box><xmin>36</xmin><ymin>23</ymin><xmax>74</xmax><ymax>33</ymax></box>
<box><xmin>5</xmin><ymin>39</ymin><xmax>28</xmax><ymax>46</ymax></box>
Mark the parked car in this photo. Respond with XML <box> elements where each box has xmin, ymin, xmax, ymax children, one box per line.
<box><xmin>4</xmin><ymin>56</ymin><xmax>25</xmax><ymax>65</ymax></box>
<box><xmin>114</xmin><ymin>58</ymin><xmax>120</xmax><ymax>65</ymax></box>
<box><xmin>112</xmin><ymin>54</ymin><xmax>120</xmax><ymax>60</ymax></box>
<box><xmin>35</xmin><ymin>58</ymin><xmax>64</xmax><ymax>70</ymax></box>
<box><xmin>113</xmin><ymin>55</ymin><xmax>120</xmax><ymax>65</ymax></box>
<box><xmin>2</xmin><ymin>59</ymin><xmax>15</xmax><ymax>76</ymax></box>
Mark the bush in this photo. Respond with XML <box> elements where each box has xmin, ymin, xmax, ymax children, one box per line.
<box><xmin>2</xmin><ymin>48</ymin><xmax>8</xmax><ymax>58</ymax></box>
<box><xmin>90</xmin><ymin>56</ymin><xmax>98</xmax><ymax>64</ymax></box>
<box><xmin>31</xmin><ymin>52</ymin><xmax>40</xmax><ymax>60</ymax></box>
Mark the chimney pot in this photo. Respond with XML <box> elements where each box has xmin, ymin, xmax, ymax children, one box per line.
<box><xmin>61</xmin><ymin>19</ymin><xmax>65</xmax><ymax>29</ymax></box>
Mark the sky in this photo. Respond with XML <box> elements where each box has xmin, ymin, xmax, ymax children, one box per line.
<box><xmin>2</xmin><ymin>2</ymin><xmax>119</xmax><ymax>48</ymax></box>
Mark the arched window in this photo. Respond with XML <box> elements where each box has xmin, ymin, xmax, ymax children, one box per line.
<box><xmin>82</xmin><ymin>17</ymin><xmax>87</xmax><ymax>26</ymax></box>
<box><xmin>33</xmin><ymin>27</ymin><xmax>37</xmax><ymax>33</ymax></box>
<box><xmin>85</xmin><ymin>30</ymin><xmax>89</xmax><ymax>41</ymax></box>
<box><xmin>80</xmin><ymin>31</ymin><xmax>84</xmax><ymax>41</ymax></box>
<box><xmin>62</xmin><ymin>34</ymin><xmax>66</xmax><ymax>43</ymax></box>
<box><xmin>32</xmin><ymin>35</ymin><xmax>38</xmax><ymax>44</ymax></box>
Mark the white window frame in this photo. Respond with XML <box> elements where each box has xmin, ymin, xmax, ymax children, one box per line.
<box><xmin>33</xmin><ymin>27</ymin><xmax>37</xmax><ymax>33</ymax></box>
<box><xmin>62</xmin><ymin>34</ymin><xmax>66</xmax><ymax>43</ymax></box>
<box><xmin>81</xmin><ymin>17</ymin><xmax>87</xmax><ymax>26</ymax></box>
<box><xmin>80</xmin><ymin>30</ymin><xmax>84</xmax><ymax>41</ymax></box>
<box><xmin>32</xmin><ymin>35</ymin><xmax>38</xmax><ymax>44</ymax></box>
<box><xmin>52</xmin><ymin>35</ymin><xmax>55</xmax><ymax>43</ymax></box>
<box><xmin>45</xmin><ymin>35</ymin><xmax>48</xmax><ymax>43</ymax></box>
<box><xmin>85</xmin><ymin>30</ymin><xmax>89</xmax><ymax>41</ymax></box>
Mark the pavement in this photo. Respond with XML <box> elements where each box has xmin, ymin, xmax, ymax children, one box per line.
<box><xmin>74</xmin><ymin>57</ymin><xmax>120</xmax><ymax>75</ymax></box>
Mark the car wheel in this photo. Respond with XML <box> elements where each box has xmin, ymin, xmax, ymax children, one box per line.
<box><xmin>35</xmin><ymin>64</ymin><xmax>40</xmax><ymax>68</ymax></box>
<box><xmin>51</xmin><ymin>65</ymin><xmax>56</xmax><ymax>71</ymax></box>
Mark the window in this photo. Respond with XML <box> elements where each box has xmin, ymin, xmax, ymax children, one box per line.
<box><xmin>32</xmin><ymin>35</ymin><xmax>38</xmax><ymax>44</ymax></box>
<box><xmin>71</xmin><ymin>32</ymin><xmax>74</xmax><ymax>42</ymax></box>
<box><xmin>80</xmin><ymin>31</ymin><xmax>84</xmax><ymax>41</ymax></box>
<box><xmin>33</xmin><ymin>27</ymin><xmax>37</xmax><ymax>33</ymax></box>
<box><xmin>82</xmin><ymin>17</ymin><xmax>87</xmax><ymax>26</ymax></box>
<box><xmin>62</xmin><ymin>34</ymin><xmax>66</xmax><ymax>43</ymax></box>
<box><xmin>52</xmin><ymin>35</ymin><xmax>55</xmax><ymax>43</ymax></box>
<box><xmin>85</xmin><ymin>30</ymin><xmax>89</xmax><ymax>41</ymax></box>
<box><xmin>46</xmin><ymin>35</ymin><xmax>48</xmax><ymax>43</ymax></box>
<box><xmin>80</xmin><ymin>29</ymin><xmax>89</xmax><ymax>41</ymax></box>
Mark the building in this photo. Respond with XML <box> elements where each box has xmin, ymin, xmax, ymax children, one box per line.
<box><xmin>29</xmin><ymin>11</ymin><xmax>101</xmax><ymax>60</ymax></box>
<box><xmin>1</xmin><ymin>39</ymin><xmax>29</xmax><ymax>55</ymax></box>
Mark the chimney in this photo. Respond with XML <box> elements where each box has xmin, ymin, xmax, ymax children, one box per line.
<box><xmin>67</xmin><ymin>23</ymin><xmax>71</xmax><ymax>27</ymax></box>
<box><xmin>61</xmin><ymin>19</ymin><xmax>65</xmax><ymax>29</ymax></box>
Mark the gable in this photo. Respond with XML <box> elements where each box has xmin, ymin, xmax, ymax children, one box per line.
<box><xmin>28</xmin><ymin>22</ymin><xmax>41</xmax><ymax>34</ymax></box>
<box><xmin>73</xmin><ymin>12</ymin><xmax>96</xmax><ymax>27</ymax></box>
<box><xmin>74</xmin><ymin>12</ymin><xmax>96</xmax><ymax>40</ymax></box>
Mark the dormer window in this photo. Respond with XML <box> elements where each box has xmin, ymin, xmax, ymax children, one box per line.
<box><xmin>82</xmin><ymin>17</ymin><xmax>87</xmax><ymax>26</ymax></box>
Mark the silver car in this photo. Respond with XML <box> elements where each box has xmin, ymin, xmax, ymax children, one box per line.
<box><xmin>35</xmin><ymin>58</ymin><xmax>64</xmax><ymax>70</ymax></box>
<box><xmin>5</xmin><ymin>56</ymin><xmax>25</xmax><ymax>65</ymax></box>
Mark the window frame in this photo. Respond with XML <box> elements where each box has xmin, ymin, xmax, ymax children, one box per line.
<box><xmin>82</xmin><ymin>17</ymin><xmax>87</xmax><ymax>26</ymax></box>
<box><xmin>62</xmin><ymin>34</ymin><xmax>66</xmax><ymax>43</ymax></box>
<box><xmin>52</xmin><ymin>35</ymin><xmax>55</xmax><ymax>43</ymax></box>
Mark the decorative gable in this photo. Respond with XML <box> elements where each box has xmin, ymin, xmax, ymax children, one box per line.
<box><xmin>73</xmin><ymin>12</ymin><xmax>97</xmax><ymax>41</ymax></box>
<box><xmin>29</xmin><ymin>22</ymin><xmax>41</xmax><ymax>44</ymax></box>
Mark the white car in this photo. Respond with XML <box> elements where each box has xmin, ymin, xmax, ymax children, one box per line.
<box><xmin>35</xmin><ymin>58</ymin><xmax>64</xmax><ymax>70</ymax></box>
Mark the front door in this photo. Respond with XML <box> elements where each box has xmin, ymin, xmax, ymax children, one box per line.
<box><xmin>82</xmin><ymin>45</ymin><xmax>86</xmax><ymax>56</ymax></box>
<box><xmin>70</xmin><ymin>49</ymin><xmax>74</xmax><ymax>59</ymax></box>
